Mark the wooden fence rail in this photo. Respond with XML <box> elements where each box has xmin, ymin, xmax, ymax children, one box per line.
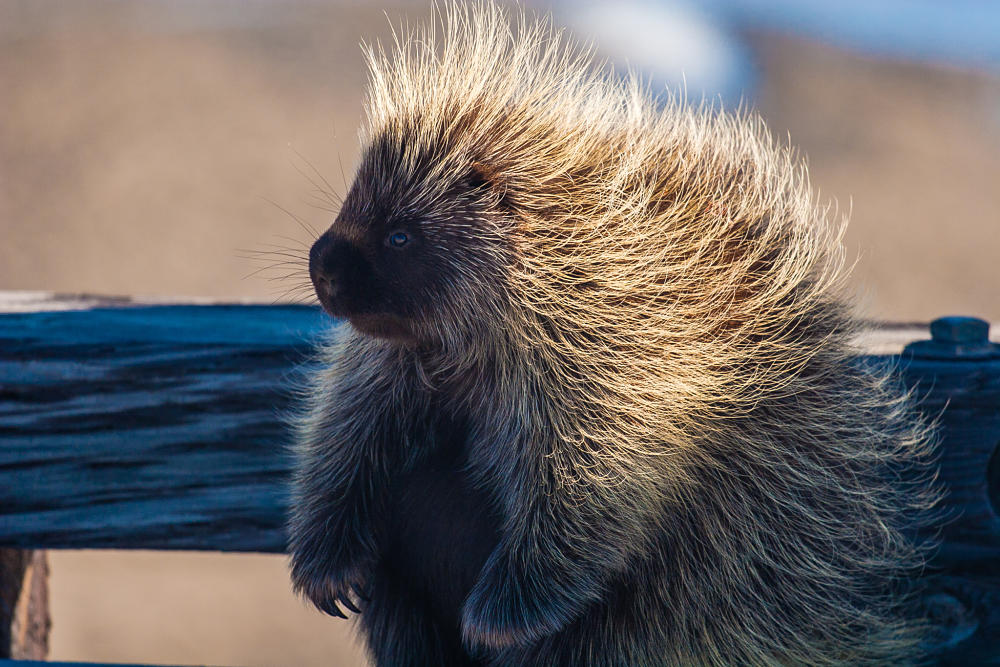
<box><xmin>0</xmin><ymin>300</ymin><xmax>327</xmax><ymax>553</ymax></box>
<box><xmin>0</xmin><ymin>293</ymin><xmax>998</xmax><ymax>664</ymax></box>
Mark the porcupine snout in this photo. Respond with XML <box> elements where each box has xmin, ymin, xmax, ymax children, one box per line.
<box><xmin>308</xmin><ymin>231</ymin><xmax>368</xmax><ymax>317</ymax></box>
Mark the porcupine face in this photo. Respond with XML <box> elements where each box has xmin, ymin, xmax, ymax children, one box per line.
<box><xmin>309</xmin><ymin>125</ymin><xmax>512</xmax><ymax>344</ymax></box>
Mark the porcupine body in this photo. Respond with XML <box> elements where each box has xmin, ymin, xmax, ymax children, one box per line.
<box><xmin>288</xmin><ymin>4</ymin><xmax>938</xmax><ymax>665</ymax></box>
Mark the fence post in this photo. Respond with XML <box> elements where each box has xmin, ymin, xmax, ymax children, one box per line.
<box><xmin>0</xmin><ymin>549</ymin><xmax>49</xmax><ymax>660</ymax></box>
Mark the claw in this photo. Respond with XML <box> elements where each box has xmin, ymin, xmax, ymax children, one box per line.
<box><xmin>339</xmin><ymin>591</ymin><xmax>362</xmax><ymax>614</ymax></box>
<box><xmin>319</xmin><ymin>597</ymin><xmax>348</xmax><ymax>619</ymax></box>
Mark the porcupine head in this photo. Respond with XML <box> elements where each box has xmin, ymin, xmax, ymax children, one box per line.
<box><xmin>290</xmin><ymin>2</ymin><xmax>938</xmax><ymax>664</ymax></box>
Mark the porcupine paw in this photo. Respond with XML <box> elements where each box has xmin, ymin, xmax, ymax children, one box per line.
<box><xmin>292</xmin><ymin>560</ymin><xmax>371</xmax><ymax>619</ymax></box>
<box><xmin>460</xmin><ymin>553</ymin><xmax>578</xmax><ymax>651</ymax></box>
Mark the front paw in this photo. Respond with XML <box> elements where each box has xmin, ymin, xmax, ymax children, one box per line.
<box><xmin>291</xmin><ymin>558</ymin><xmax>371</xmax><ymax>619</ymax></box>
<box><xmin>460</xmin><ymin>552</ymin><xmax>587</xmax><ymax>651</ymax></box>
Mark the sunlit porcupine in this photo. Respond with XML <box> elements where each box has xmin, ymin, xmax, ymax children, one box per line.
<box><xmin>287</xmin><ymin>3</ymin><xmax>938</xmax><ymax>665</ymax></box>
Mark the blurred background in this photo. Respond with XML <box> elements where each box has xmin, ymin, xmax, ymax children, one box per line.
<box><xmin>2</xmin><ymin>0</ymin><xmax>998</xmax><ymax>664</ymax></box>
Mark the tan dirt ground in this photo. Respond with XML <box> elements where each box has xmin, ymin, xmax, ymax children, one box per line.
<box><xmin>2</xmin><ymin>2</ymin><xmax>998</xmax><ymax>665</ymax></box>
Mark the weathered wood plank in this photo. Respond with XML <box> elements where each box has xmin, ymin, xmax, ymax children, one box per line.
<box><xmin>0</xmin><ymin>661</ymin><xmax>184</xmax><ymax>667</ymax></box>
<box><xmin>0</xmin><ymin>550</ymin><xmax>49</xmax><ymax>660</ymax></box>
<box><xmin>899</xmin><ymin>350</ymin><xmax>1000</xmax><ymax>574</ymax></box>
<box><xmin>0</xmin><ymin>299</ymin><xmax>329</xmax><ymax>552</ymax></box>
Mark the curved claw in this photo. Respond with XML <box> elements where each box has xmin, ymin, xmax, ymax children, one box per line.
<box><xmin>339</xmin><ymin>591</ymin><xmax>362</xmax><ymax>614</ymax></box>
<box><xmin>318</xmin><ymin>596</ymin><xmax>348</xmax><ymax>619</ymax></box>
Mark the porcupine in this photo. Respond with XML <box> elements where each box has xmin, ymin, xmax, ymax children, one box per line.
<box><xmin>287</xmin><ymin>3</ymin><xmax>938</xmax><ymax>665</ymax></box>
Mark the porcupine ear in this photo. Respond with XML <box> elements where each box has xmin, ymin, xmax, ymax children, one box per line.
<box><xmin>467</xmin><ymin>162</ymin><xmax>511</xmax><ymax>209</ymax></box>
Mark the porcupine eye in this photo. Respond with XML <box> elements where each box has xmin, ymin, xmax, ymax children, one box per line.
<box><xmin>386</xmin><ymin>231</ymin><xmax>410</xmax><ymax>249</ymax></box>
<box><xmin>466</xmin><ymin>169</ymin><xmax>490</xmax><ymax>191</ymax></box>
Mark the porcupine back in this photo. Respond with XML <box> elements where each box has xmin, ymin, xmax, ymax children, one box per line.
<box><xmin>355</xmin><ymin>4</ymin><xmax>939</xmax><ymax>663</ymax></box>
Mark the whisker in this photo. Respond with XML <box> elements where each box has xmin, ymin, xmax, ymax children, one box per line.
<box><xmin>290</xmin><ymin>147</ymin><xmax>344</xmax><ymax>210</ymax></box>
<box><xmin>238</xmin><ymin>250</ymin><xmax>309</xmax><ymax>264</ymax></box>
<box><xmin>305</xmin><ymin>197</ymin><xmax>341</xmax><ymax>214</ymax></box>
<box><xmin>237</xmin><ymin>252</ymin><xmax>308</xmax><ymax>265</ymax></box>
<box><xmin>331</xmin><ymin>120</ymin><xmax>350</xmax><ymax>192</ymax></box>
<box><xmin>260</xmin><ymin>197</ymin><xmax>323</xmax><ymax>242</ymax></box>
<box><xmin>240</xmin><ymin>264</ymin><xmax>310</xmax><ymax>281</ymax></box>
<box><xmin>270</xmin><ymin>284</ymin><xmax>320</xmax><ymax>305</ymax></box>
<box><xmin>263</xmin><ymin>271</ymin><xmax>312</xmax><ymax>282</ymax></box>
<box><xmin>273</xmin><ymin>235</ymin><xmax>315</xmax><ymax>251</ymax></box>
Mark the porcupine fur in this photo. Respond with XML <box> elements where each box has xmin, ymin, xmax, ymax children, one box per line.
<box><xmin>287</xmin><ymin>3</ymin><xmax>939</xmax><ymax>665</ymax></box>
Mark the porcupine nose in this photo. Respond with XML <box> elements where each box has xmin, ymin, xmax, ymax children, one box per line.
<box><xmin>309</xmin><ymin>231</ymin><xmax>357</xmax><ymax>316</ymax></box>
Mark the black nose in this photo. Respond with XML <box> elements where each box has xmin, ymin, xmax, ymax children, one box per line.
<box><xmin>309</xmin><ymin>232</ymin><xmax>365</xmax><ymax>316</ymax></box>
<box><xmin>309</xmin><ymin>233</ymin><xmax>339</xmax><ymax>296</ymax></box>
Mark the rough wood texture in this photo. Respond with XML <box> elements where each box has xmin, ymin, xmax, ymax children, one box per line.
<box><xmin>900</xmin><ymin>331</ymin><xmax>1000</xmax><ymax>661</ymax></box>
<box><xmin>0</xmin><ymin>295</ymin><xmax>327</xmax><ymax>552</ymax></box>
<box><xmin>0</xmin><ymin>662</ymin><xmax>166</xmax><ymax>667</ymax></box>
<box><xmin>0</xmin><ymin>293</ymin><xmax>997</xmax><ymax>661</ymax></box>
<box><xmin>0</xmin><ymin>550</ymin><xmax>49</xmax><ymax>660</ymax></box>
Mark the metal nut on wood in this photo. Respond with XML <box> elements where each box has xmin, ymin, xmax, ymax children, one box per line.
<box><xmin>930</xmin><ymin>316</ymin><xmax>990</xmax><ymax>345</ymax></box>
